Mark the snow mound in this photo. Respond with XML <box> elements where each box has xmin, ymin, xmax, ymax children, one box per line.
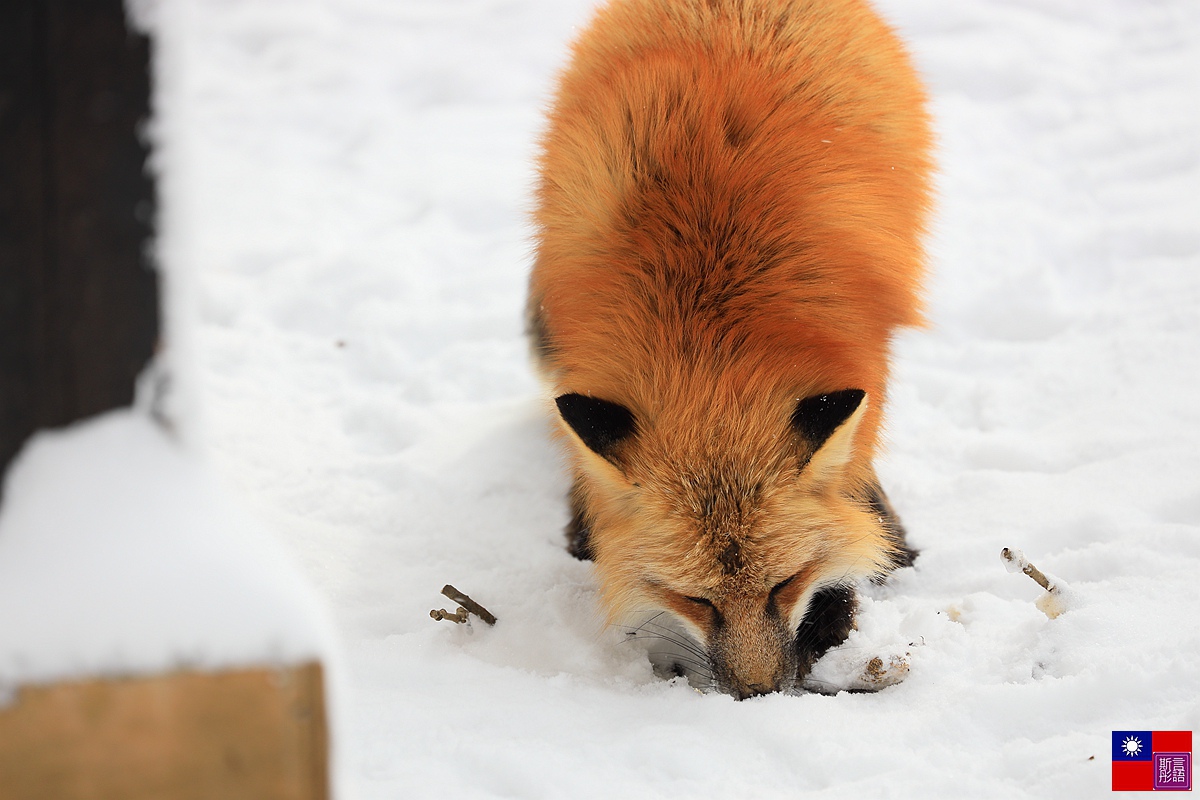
<box><xmin>0</xmin><ymin>410</ymin><xmax>338</xmax><ymax>690</ymax></box>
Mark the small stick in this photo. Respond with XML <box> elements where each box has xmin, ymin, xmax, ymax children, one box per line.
<box><xmin>1001</xmin><ymin>547</ymin><xmax>1053</xmax><ymax>592</ymax></box>
<box><xmin>1001</xmin><ymin>547</ymin><xmax>1074</xmax><ymax>619</ymax></box>
<box><xmin>430</xmin><ymin>606</ymin><xmax>470</xmax><ymax>624</ymax></box>
<box><xmin>440</xmin><ymin>584</ymin><xmax>497</xmax><ymax>626</ymax></box>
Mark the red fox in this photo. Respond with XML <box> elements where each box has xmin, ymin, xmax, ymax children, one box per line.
<box><xmin>528</xmin><ymin>0</ymin><xmax>932</xmax><ymax>698</ymax></box>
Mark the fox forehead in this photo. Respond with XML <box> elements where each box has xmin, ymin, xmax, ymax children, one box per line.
<box><xmin>614</xmin><ymin>471</ymin><xmax>834</xmax><ymax>590</ymax></box>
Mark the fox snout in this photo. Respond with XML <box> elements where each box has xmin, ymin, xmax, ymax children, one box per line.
<box><xmin>706</xmin><ymin>598</ymin><xmax>798</xmax><ymax>700</ymax></box>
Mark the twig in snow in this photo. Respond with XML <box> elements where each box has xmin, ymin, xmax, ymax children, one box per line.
<box><xmin>1001</xmin><ymin>547</ymin><xmax>1053</xmax><ymax>591</ymax></box>
<box><xmin>430</xmin><ymin>606</ymin><xmax>470</xmax><ymax>624</ymax></box>
<box><xmin>430</xmin><ymin>584</ymin><xmax>497</xmax><ymax>626</ymax></box>
<box><xmin>1000</xmin><ymin>548</ymin><xmax>1073</xmax><ymax>619</ymax></box>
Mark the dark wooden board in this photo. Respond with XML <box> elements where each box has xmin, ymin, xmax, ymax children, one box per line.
<box><xmin>0</xmin><ymin>0</ymin><xmax>160</xmax><ymax>478</ymax></box>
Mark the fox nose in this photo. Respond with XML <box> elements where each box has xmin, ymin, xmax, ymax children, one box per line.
<box><xmin>735</xmin><ymin>682</ymin><xmax>776</xmax><ymax>700</ymax></box>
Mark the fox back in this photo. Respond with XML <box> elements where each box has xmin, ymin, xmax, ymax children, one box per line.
<box><xmin>528</xmin><ymin>0</ymin><xmax>932</xmax><ymax>698</ymax></box>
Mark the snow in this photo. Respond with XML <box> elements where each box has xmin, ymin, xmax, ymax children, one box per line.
<box><xmin>134</xmin><ymin>0</ymin><xmax>1200</xmax><ymax>796</ymax></box>
<box><xmin>0</xmin><ymin>411</ymin><xmax>339</xmax><ymax>691</ymax></box>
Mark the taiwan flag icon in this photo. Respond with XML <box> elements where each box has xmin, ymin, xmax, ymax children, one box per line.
<box><xmin>1113</xmin><ymin>731</ymin><xmax>1192</xmax><ymax>791</ymax></box>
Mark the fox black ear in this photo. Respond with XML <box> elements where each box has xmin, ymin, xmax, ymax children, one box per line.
<box><xmin>791</xmin><ymin>389</ymin><xmax>866</xmax><ymax>452</ymax></box>
<box><xmin>555</xmin><ymin>394</ymin><xmax>637</xmax><ymax>458</ymax></box>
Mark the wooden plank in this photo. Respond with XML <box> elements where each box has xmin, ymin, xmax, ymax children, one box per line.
<box><xmin>0</xmin><ymin>661</ymin><xmax>329</xmax><ymax>800</ymax></box>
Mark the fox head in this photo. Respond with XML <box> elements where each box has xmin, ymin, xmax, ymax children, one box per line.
<box><xmin>553</xmin><ymin>381</ymin><xmax>899</xmax><ymax>699</ymax></box>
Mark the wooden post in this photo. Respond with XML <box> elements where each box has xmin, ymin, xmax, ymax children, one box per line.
<box><xmin>0</xmin><ymin>0</ymin><xmax>159</xmax><ymax>479</ymax></box>
<box><xmin>0</xmin><ymin>662</ymin><xmax>330</xmax><ymax>800</ymax></box>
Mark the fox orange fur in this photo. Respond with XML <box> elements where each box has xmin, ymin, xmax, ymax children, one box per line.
<box><xmin>528</xmin><ymin>0</ymin><xmax>932</xmax><ymax>698</ymax></box>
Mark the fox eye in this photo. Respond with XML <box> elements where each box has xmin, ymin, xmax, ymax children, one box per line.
<box><xmin>768</xmin><ymin>571</ymin><xmax>809</xmax><ymax>612</ymax></box>
<box><xmin>681</xmin><ymin>594</ymin><xmax>721</xmax><ymax>625</ymax></box>
<box><xmin>768</xmin><ymin>575</ymin><xmax>796</xmax><ymax>600</ymax></box>
<box><xmin>555</xmin><ymin>393</ymin><xmax>636</xmax><ymax>458</ymax></box>
<box><xmin>791</xmin><ymin>389</ymin><xmax>865</xmax><ymax>451</ymax></box>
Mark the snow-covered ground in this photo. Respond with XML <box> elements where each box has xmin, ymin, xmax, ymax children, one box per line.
<box><xmin>155</xmin><ymin>0</ymin><xmax>1200</xmax><ymax>796</ymax></box>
